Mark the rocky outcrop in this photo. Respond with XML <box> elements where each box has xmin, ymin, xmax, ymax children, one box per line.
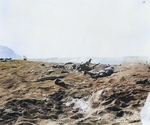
<box><xmin>136</xmin><ymin>79</ymin><xmax>148</xmax><ymax>84</ymax></box>
<box><xmin>36</xmin><ymin>76</ymin><xmax>65</xmax><ymax>82</ymax></box>
<box><xmin>36</xmin><ymin>76</ymin><xmax>58</xmax><ymax>82</ymax></box>
<box><xmin>46</xmin><ymin>70</ymin><xmax>54</xmax><ymax>75</ymax></box>
<box><xmin>55</xmin><ymin>79</ymin><xmax>69</xmax><ymax>88</ymax></box>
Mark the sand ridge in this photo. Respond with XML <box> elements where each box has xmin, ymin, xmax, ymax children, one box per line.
<box><xmin>0</xmin><ymin>61</ymin><xmax>149</xmax><ymax>125</ymax></box>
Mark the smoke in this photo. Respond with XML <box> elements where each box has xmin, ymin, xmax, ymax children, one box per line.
<box><xmin>141</xmin><ymin>93</ymin><xmax>150</xmax><ymax>125</ymax></box>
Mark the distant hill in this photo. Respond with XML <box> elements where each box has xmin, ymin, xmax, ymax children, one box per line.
<box><xmin>0</xmin><ymin>45</ymin><xmax>21</xmax><ymax>59</ymax></box>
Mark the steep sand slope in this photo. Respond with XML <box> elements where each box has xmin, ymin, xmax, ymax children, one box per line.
<box><xmin>0</xmin><ymin>61</ymin><xmax>149</xmax><ymax>125</ymax></box>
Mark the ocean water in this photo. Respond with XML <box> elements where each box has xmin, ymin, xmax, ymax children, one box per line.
<box><xmin>29</xmin><ymin>56</ymin><xmax>150</xmax><ymax>65</ymax></box>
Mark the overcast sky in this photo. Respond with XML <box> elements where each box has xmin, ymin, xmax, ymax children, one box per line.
<box><xmin>0</xmin><ymin>0</ymin><xmax>150</xmax><ymax>58</ymax></box>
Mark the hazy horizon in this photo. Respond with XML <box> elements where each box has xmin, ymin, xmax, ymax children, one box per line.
<box><xmin>28</xmin><ymin>56</ymin><xmax>150</xmax><ymax>65</ymax></box>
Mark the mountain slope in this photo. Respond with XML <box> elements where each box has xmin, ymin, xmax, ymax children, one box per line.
<box><xmin>0</xmin><ymin>45</ymin><xmax>21</xmax><ymax>59</ymax></box>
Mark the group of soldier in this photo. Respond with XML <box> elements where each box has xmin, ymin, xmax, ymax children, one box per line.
<box><xmin>0</xmin><ymin>58</ymin><xmax>14</xmax><ymax>62</ymax></box>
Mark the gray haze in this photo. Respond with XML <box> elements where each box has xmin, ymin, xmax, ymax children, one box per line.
<box><xmin>0</xmin><ymin>0</ymin><xmax>150</xmax><ymax>58</ymax></box>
